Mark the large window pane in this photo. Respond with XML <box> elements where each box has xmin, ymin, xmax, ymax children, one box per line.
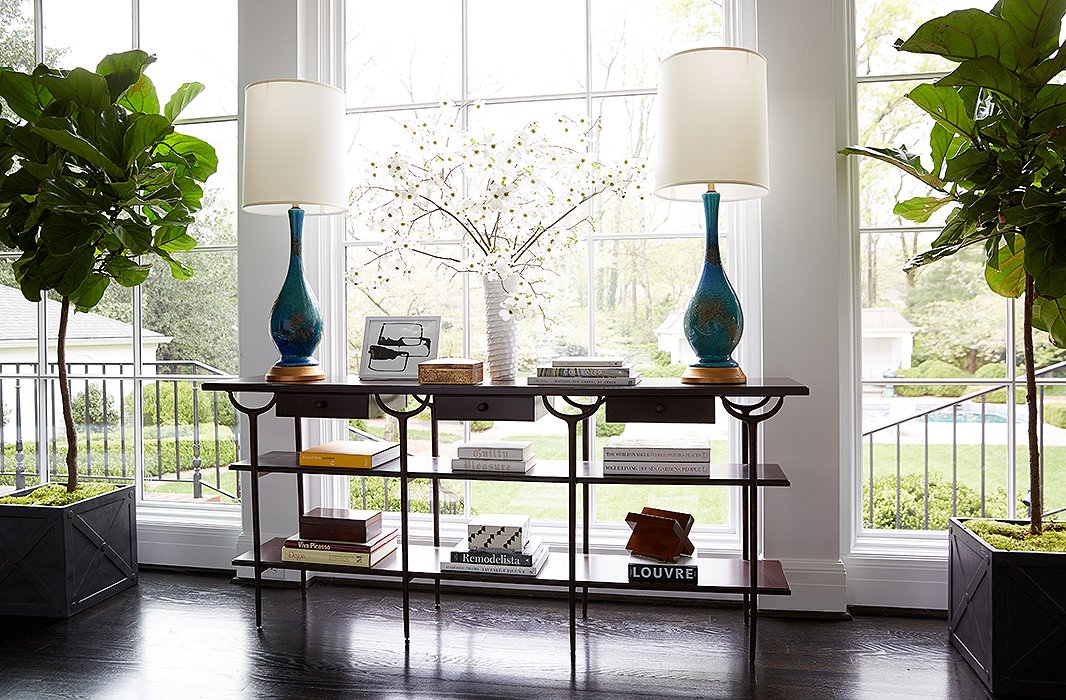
<box><xmin>854</xmin><ymin>0</ymin><xmax>984</xmax><ymax>78</ymax></box>
<box><xmin>468</xmin><ymin>0</ymin><xmax>585</xmax><ymax>98</ymax></box>
<box><xmin>47</xmin><ymin>284</ymin><xmax>134</xmax><ymax>372</ymax></box>
<box><xmin>345</xmin><ymin>0</ymin><xmax>461</xmax><ymax>107</ymax></box>
<box><xmin>0</xmin><ymin>0</ymin><xmax>37</xmax><ymax>75</ymax></box>
<box><xmin>180</xmin><ymin>121</ymin><xmax>238</xmax><ymax>246</ymax></box>
<box><xmin>42</xmin><ymin>0</ymin><xmax>131</xmax><ymax>72</ymax></box>
<box><xmin>143</xmin><ymin>250</ymin><xmax>237</xmax><ymax>377</ymax></box>
<box><xmin>590</xmin><ymin>0</ymin><xmax>722</xmax><ymax>92</ymax></box>
<box><xmin>0</xmin><ymin>375</ymin><xmax>40</xmax><ymax>494</ymax></box>
<box><xmin>139</xmin><ymin>0</ymin><xmax>237</xmax><ymax>119</ymax></box>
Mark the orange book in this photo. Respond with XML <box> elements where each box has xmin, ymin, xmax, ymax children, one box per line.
<box><xmin>299</xmin><ymin>440</ymin><xmax>400</xmax><ymax>469</ymax></box>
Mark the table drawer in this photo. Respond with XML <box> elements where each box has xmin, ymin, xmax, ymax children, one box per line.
<box><xmin>605</xmin><ymin>396</ymin><xmax>715</xmax><ymax>424</ymax></box>
<box><xmin>433</xmin><ymin>394</ymin><xmax>548</xmax><ymax>422</ymax></box>
<box><xmin>275</xmin><ymin>393</ymin><xmax>371</xmax><ymax>419</ymax></box>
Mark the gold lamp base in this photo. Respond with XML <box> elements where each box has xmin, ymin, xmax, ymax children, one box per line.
<box><xmin>265</xmin><ymin>364</ymin><xmax>326</xmax><ymax>383</ymax></box>
<box><xmin>681</xmin><ymin>365</ymin><xmax>747</xmax><ymax>384</ymax></box>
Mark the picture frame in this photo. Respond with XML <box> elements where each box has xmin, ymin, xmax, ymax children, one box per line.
<box><xmin>358</xmin><ymin>316</ymin><xmax>441</xmax><ymax>380</ymax></box>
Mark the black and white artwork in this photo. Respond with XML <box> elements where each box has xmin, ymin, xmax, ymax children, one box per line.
<box><xmin>358</xmin><ymin>316</ymin><xmax>441</xmax><ymax>380</ymax></box>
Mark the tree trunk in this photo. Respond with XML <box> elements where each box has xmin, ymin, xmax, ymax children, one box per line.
<box><xmin>1024</xmin><ymin>273</ymin><xmax>1041</xmax><ymax>534</ymax></box>
<box><xmin>58</xmin><ymin>296</ymin><xmax>78</xmax><ymax>493</ymax></box>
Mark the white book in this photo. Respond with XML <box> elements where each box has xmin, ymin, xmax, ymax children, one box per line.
<box><xmin>526</xmin><ymin>375</ymin><xmax>640</xmax><ymax>386</ymax></box>
<box><xmin>551</xmin><ymin>356</ymin><xmax>627</xmax><ymax>367</ymax></box>
<box><xmin>602</xmin><ymin>462</ymin><xmax>710</xmax><ymax>476</ymax></box>
<box><xmin>450</xmin><ymin>457</ymin><xmax>536</xmax><ymax>473</ymax></box>
<box><xmin>603</xmin><ymin>436</ymin><xmax>711</xmax><ymax>462</ymax></box>
<box><xmin>440</xmin><ymin>543</ymin><xmax>549</xmax><ymax>576</ymax></box>
<box><xmin>456</xmin><ymin>440</ymin><xmax>534</xmax><ymax>461</ymax></box>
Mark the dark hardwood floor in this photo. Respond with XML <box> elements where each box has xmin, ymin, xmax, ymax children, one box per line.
<box><xmin>0</xmin><ymin>571</ymin><xmax>990</xmax><ymax>699</ymax></box>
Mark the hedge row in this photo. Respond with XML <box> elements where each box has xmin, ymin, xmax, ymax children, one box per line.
<box><xmin>862</xmin><ymin>472</ymin><xmax>1012</xmax><ymax>530</ymax></box>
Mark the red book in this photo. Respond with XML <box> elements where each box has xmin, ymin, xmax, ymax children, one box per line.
<box><xmin>283</xmin><ymin>528</ymin><xmax>397</xmax><ymax>554</ymax></box>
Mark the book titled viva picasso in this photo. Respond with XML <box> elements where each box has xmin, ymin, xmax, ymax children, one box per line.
<box><xmin>281</xmin><ymin>530</ymin><xmax>398</xmax><ymax>567</ymax></box>
<box><xmin>299</xmin><ymin>440</ymin><xmax>400</xmax><ymax>469</ymax></box>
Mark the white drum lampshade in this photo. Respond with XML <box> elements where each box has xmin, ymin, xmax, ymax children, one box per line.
<box><xmin>242</xmin><ymin>79</ymin><xmax>348</xmax><ymax>215</ymax></box>
<box><xmin>654</xmin><ymin>47</ymin><xmax>770</xmax><ymax>202</ymax></box>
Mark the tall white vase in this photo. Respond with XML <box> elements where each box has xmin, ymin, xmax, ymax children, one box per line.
<box><xmin>482</xmin><ymin>275</ymin><xmax>518</xmax><ymax>383</ymax></box>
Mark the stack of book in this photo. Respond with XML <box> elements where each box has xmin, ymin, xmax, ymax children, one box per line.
<box><xmin>602</xmin><ymin>436</ymin><xmax>711</xmax><ymax>476</ymax></box>
<box><xmin>451</xmin><ymin>440</ymin><xmax>535</xmax><ymax>473</ymax></box>
<box><xmin>440</xmin><ymin>514</ymin><xmax>549</xmax><ymax>576</ymax></box>
<box><xmin>528</xmin><ymin>356</ymin><xmax>641</xmax><ymax>386</ymax></box>
<box><xmin>299</xmin><ymin>440</ymin><xmax>400</xmax><ymax>470</ymax></box>
<box><xmin>280</xmin><ymin>507</ymin><xmax>398</xmax><ymax>568</ymax></box>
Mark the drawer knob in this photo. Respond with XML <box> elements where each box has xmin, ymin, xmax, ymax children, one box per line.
<box><xmin>655</xmin><ymin>403</ymin><xmax>666</xmax><ymax>414</ymax></box>
<box><xmin>314</xmin><ymin>400</ymin><xmax>328</xmax><ymax>409</ymax></box>
<box><xmin>476</xmin><ymin>402</ymin><xmax>489</xmax><ymax>412</ymax></box>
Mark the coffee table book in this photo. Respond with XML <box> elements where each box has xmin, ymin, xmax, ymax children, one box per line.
<box><xmin>299</xmin><ymin>440</ymin><xmax>400</xmax><ymax>469</ymax></box>
<box><xmin>627</xmin><ymin>551</ymin><xmax>699</xmax><ymax>587</ymax></box>
<box><xmin>440</xmin><ymin>541</ymin><xmax>549</xmax><ymax>576</ymax></box>
<box><xmin>602</xmin><ymin>461</ymin><xmax>710</xmax><ymax>476</ymax></box>
<box><xmin>299</xmin><ymin>507</ymin><xmax>382</xmax><ymax>542</ymax></box>
<box><xmin>467</xmin><ymin>514</ymin><xmax>531</xmax><ymax>553</ymax></box>
<box><xmin>450</xmin><ymin>538</ymin><xmax>544</xmax><ymax>567</ymax></box>
<box><xmin>456</xmin><ymin>441</ymin><xmax>533</xmax><ymax>462</ymax></box>
<box><xmin>603</xmin><ymin>436</ymin><xmax>711</xmax><ymax>462</ymax></box>
<box><xmin>450</xmin><ymin>456</ymin><xmax>536</xmax><ymax>473</ymax></box>
<box><xmin>281</xmin><ymin>528</ymin><xmax>397</xmax><ymax>567</ymax></box>
<box><xmin>551</xmin><ymin>356</ymin><xmax>626</xmax><ymax>367</ymax></box>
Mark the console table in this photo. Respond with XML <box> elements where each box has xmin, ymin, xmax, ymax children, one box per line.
<box><xmin>202</xmin><ymin>376</ymin><xmax>809</xmax><ymax>665</ymax></box>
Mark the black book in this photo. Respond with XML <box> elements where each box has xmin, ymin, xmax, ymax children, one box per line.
<box><xmin>627</xmin><ymin>554</ymin><xmax>698</xmax><ymax>586</ymax></box>
<box><xmin>449</xmin><ymin>539</ymin><xmax>543</xmax><ymax>567</ymax></box>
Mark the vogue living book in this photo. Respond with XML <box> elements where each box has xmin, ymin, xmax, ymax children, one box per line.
<box><xmin>601</xmin><ymin>462</ymin><xmax>711</xmax><ymax>476</ymax></box>
<box><xmin>299</xmin><ymin>440</ymin><xmax>400</xmax><ymax>469</ymax></box>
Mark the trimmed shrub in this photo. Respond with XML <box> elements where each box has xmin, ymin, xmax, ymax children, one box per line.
<box><xmin>894</xmin><ymin>359</ymin><xmax>972</xmax><ymax>397</ymax></box>
<box><xmin>596</xmin><ymin>409</ymin><xmax>624</xmax><ymax>438</ymax></box>
<box><xmin>964</xmin><ymin>362</ymin><xmax>1008</xmax><ymax>403</ymax></box>
<box><xmin>71</xmin><ymin>384</ymin><xmax>119</xmax><ymax>426</ymax></box>
<box><xmin>350</xmin><ymin>476</ymin><xmax>464</xmax><ymax>515</ymax></box>
<box><xmin>1045</xmin><ymin>403</ymin><xmax>1066</xmax><ymax>430</ymax></box>
<box><xmin>470</xmin><ymin>420</ymin><xmax>494</xmax><ymax>433</ymax></box>
<box><xmin>134</xmin><ymin>382</ymin><xmax>235</xmax><ymax>428</ymax></box>
<box><xmin>862</xmin><ymin>472</ymin><xmax>1010</xmax><ymax>530</ymax></box>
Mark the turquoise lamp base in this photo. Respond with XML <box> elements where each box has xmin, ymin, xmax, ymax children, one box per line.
<box><xmin>266</xmin><ymin>206</ymin><xmax>326</xmax><ymax>383</ymax></box>
<box><xmin>680</xmin><ymin>190</ymin><xmax>746</xmax><ymax>385</ymax></box>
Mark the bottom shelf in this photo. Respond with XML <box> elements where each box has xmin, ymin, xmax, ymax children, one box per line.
<box><xmin>234</xmin><ymin>539</ymin><xmax>790</xmax><ymax>596</ymax></box>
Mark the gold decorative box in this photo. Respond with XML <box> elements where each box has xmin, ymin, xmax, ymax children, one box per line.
<box><xmin>418</xmin><ymin>359</ymin><xmax>484</xmax><ymax>385</ymax></box>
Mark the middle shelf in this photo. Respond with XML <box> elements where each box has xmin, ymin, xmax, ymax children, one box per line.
<box><xmin>230</xmin><ymin>451</ymin><xmax>790</xmax><ymax>486</ymax></box>
<box><xmin>235</xmin><ymin>538</ymin><xmax>791</xmax><ymax>595</ymax></box>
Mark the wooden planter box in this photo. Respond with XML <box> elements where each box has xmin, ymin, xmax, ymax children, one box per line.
<box><xmin>0</xmin><ymin>484</ymin><xmax>138</xmax><ymax>617</ymax></box>
<box><xmin>949</xmin><ymin>517</ymin><xmax>1066</xmax><ymax>697</ymax></box>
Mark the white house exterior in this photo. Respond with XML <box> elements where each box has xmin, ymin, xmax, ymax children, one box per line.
<box><xmin>861</xmin><ymin>308</ymin><xmax>917</xmax><ymax>380</ymax></box>
<box><xmin>654</xmin><ymin>310</ymin><xmax>698</xmax><ymax>365</ymax></box>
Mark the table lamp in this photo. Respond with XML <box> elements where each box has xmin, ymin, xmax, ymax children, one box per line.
<box><xmin>654</xmin><ymin>47</ymin><xmax>769</xmax><ymax>384</ymax></box>
<box><xmin>242</xmin><ymin>79</ymin><xmax>347</xmax><ymax>382</ymax></box>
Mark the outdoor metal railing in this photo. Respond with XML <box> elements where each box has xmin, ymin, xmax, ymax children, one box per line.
<box><xmin>861</xmin><ymin>360</ymin><xmax>1066</xmax><ymax>531</ymax></box>
<box><xmin>0</xmin><ymin>361</ymin><xmax>240</xmax><ymax>502</ymax></box>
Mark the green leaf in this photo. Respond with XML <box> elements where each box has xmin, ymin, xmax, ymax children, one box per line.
<box><xmin>112</xmin><ymin>220</ymin><xmax>153</xmax><ymax>255</ymax></box>
<box><xmin>1033</xmin><ymin>294</ymin><xmax>1066</xmax><ymax>347</ymax></box>
<box><xmin>70</xmin><ymin>272</ymin><xmax>109</xmax><ymax>311</ymax></box>
<box><xmin>1025</xmin><ymin>223</ymin><xmax>1066</xmax><ymax>299</ymax></box>
<box><xmin>896</xmin><ymin>9</ymin><xmax>1026</xmax><ymax>72</ymax></box>
<box><xmin>117</xmin><ymin>73</ymin><xmax>160</xmax><ymax>115</ymax></box>
<box><xmin>1022</xmin><ymin>41</ymin><xmax>1066</xmax><ymax>89</ymax></box>
<box><xmin>985</xmin><ymin>236</ymin><xmax>1026</xmax><ymax>298</ymax></box>
<box><xmin>0</xmin><ymin>69</ymin><xmax>43</xmax><ymax>121</ymax></box>
<box><xmin>32</xmin><ymin>127</ymin><xmax>124</xmax><ymax>178</ymax></box>
<box><xmin>163</xmin><ymin>82</ymin><xmax>205</xmax><ymax>122</ymax></box>
<box><xmin>907</xmin><ymin>84</ymin><xmax>977</xmax><ymax>140</ymax></box>
<box><xmin>1000</xmin><ymin>0</ymin><xmax>1066</xmax><ymax>59</ymax></box>
<box><xmin>37</xmin><ymin>179</ymin><xmax>108</xmax><ymax>215</ymax></box>
<box><xmin>154</xmin><ymin>225</ymin><xmax>197</xmax><ymax>253</ymax></box>
<box><xmin>930</xmin><ymin>124</ymin><xmax>953</xmax><ymax>177</ymax></box>
<box><xmin>162</xmin><ymin>252</ymin><xmax>194</xmax><ymax>280</ymax></box>
<box><xmin>839</xmin><ymin>145</ymin><xmax>945</xmax><ymax>190</ymax></box>
<box><xmin>944</xmin><ymin>148</ymin><xmax>996</xmax><ymax>182</ymax></box>
<box><xmin>95</xmin><ymin>104</ymin><xmax>129</xmax><ymax>165</ymax></box>
<box><xmin>39</xmin><ymin>215</ymin><xmax>91</xmax><ymax>254</ymax></box>
<box><xmin>155</xmin><ymin>132</ymin><xmax>218</xmax><ymax>181</ymax></box>
<box><xmin>893</xmin><ymin>196</ymin><xmax>954</xmax><ymax>223</ymax></box>
<box><xmin>936</xmin><ymin>56</ymin><xmax>1024</xmax><ymax>102</ymax></box>
<box><xmin>1031</xmin><ymin>84</ymin><xmax>1066</xmax><ymax>131</ymax></box>
<box><xmin>122</xmin><ymin>114</ymin><xmax>173</xmax><ymax>166</ymax></box>
<box><xmin>40</xmin><ymin>68</ymin><xmax>110</xmax><ymax>113</ymax></box>
<box><xmin>95</xmin><ymin>50</ymin><xmax>157</xmax><ymax>102</ymax></box>
<box><xmin>39</xmin><ymin>248</ymin><xmax>94</xmax><ymax>296</ymax></box>
<box><xmin>105</xmin><ymin>256</ymin><xmax>151</xmax><ymax>287</ymax></box>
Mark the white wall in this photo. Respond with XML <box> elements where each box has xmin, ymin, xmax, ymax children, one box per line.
<box><xmin>757</xmin><ymin>0</ymin><xmax>848</xmax><ymax>612</ymax></box>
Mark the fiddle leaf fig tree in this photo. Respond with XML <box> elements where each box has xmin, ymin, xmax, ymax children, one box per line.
<box><xmin>842</xmin><ymin>1</ymin><xmax>1066</xmax><ymax>535</ymax></box>
<box><xmin>0</xmin><ymin>50</ymin><xmax>217</xmax><ymax>493</ymax></box>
